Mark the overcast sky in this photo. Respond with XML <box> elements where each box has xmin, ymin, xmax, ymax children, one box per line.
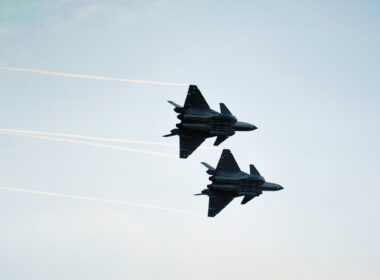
<box><xmin>0</xmin><ymin>1</ymin><xmax>379</xmax><ymax>279</ymax></box>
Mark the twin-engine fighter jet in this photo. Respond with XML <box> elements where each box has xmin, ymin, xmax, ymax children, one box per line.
<box><xmin>196</xmin><ymin>149</ymin><xmax>283</xmax><ymax>217</ymax></box>
<box><xmin>164</xmin><ymin>85</ymin><xmax>257</xmax><ymax>158</ymax></box>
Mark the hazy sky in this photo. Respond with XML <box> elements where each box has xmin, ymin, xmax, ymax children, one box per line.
<box><xmin>0</xmin><ymin>1</ymin><xmax>379</xmax><ymax>279</ymax></box>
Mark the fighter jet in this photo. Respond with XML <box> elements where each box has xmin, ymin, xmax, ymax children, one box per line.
<box><xmin>164</xmin><ymin>85</ymin><xmax>257</xmax><ymax>158</ymax></box>
<box><xmin>196</xmin><ymin>149</ymin><xmax>283</xmax><ymax>217</ymax></box>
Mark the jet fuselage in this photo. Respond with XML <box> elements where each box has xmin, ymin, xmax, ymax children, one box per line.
<box><xmin>175</xmin><ymin>108</ymin><xmax>256</xmax><ymax>136</ymax></box>
<box><xmin>207</xmin><ymin>171</ymin><xmax>282</xmax><ymax>197</ymax></box>
<box><xmin>176</xmin><ymin>111</ymin><xmax>236</xmax><ymax>137</ymax></box>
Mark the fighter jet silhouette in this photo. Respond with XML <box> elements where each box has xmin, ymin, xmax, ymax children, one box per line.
<box><xmin>196</xmin><ymin>149</ymin><xmax>283</xmax><ymax>217</ymax></box>
<box><xmin>164</xmin><ymin>85</ymin><xmax>256</xmax><ymax>158</ymax></box>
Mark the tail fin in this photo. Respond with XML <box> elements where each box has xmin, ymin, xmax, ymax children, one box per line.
<box><xmin>163</xmin><ymin>129</ymin><xmax>179</xmax><ymax>138</ymax></box>
<box><xmin>250</xmin><ymin>164</ymin><xmax>261</xmax><ymax>176</ymax></box>
<box><xmin>168</xmin><ymin>101</ymin><xmax>182</xmax><ymax>108</ymax></box>
<box><xmin>168</xmin><ymin>101</ymin><xmax>185</xmax><ymax>113</ymax></box>
<box><xmin>163</xmin><ymin>133</ymin><xmax>175</xmax><ymax>137</ymax></box>
<box><xmin>220</xmin><ymin>103</ymin><xmax>232</xmax><ymax>115</ymax></box>
<box><xmin>201</xmin><ymin>162</ymin><xmax>216</xmax><ymax>175</ymax></box>
<box><xmin>194</xmin><ymin>189</ymin><xmax>210</xmax><ymax>196</ymax></box>
<box><xmin>201</xmin><ymin>162</ymin><xmax>215</xmax><ymax>170</ymax></box>
<box><xmin>214</xmin><ymin>136</ymin><xmax>228</xmax><ymax>146</ymax></box>
<box><xmin>241</xmin><ymin>195</ymin><xmax>255</xmax><ymax>205</ymax></box>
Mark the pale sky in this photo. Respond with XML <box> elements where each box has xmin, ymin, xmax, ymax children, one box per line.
<box><xmin>0</xmin><ymin>1</ymin><xmax>379</xmax><ymax>279</ymax></box>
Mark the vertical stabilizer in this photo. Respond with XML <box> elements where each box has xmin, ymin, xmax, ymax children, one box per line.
<box><xmin>250</xmin><ymin>164</ymin><xmax>261</xmax><ymax>176</ymax></box>
<box><xmin>220</xmin><ymin>103</ymin><xmax>232</xmax><ymax>115</ymax></box>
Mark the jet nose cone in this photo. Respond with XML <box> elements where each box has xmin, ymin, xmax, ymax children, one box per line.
<box><xmin>250</xmin><ymin>124</ymin><xmax>258</xmax><ymax>131</ymax></box>
<box><xmin>233</xmin><ymin>121</ymin><xmax>257</xmax><ymax>131</ymax></box>
<box><xmin>261</xmin><ymin>182</ymin><xmax>283</xmax><ymax>191</ymax></box>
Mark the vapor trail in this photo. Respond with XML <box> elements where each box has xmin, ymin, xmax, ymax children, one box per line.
<box><xmin>0</xmin><ymin>128</ymin><xmax>220</xmax><ymax>151</ymax></box>
<box><xmin>0</xmin><ymin>66</ymin><xmax>188</xmax><ymax>86</ymax></box>
<box><xmin>0</xmin><ymin>186</ymin><xmax>203</xmax><ymax>217</ymax></box>
<box><xmin>0</xmin><ymin>131</ymin><xmax>177</xmax><ymax>159</ymax></box>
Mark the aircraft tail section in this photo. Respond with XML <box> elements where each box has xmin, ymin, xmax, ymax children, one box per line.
<box><xmin>163</xmin><ymin>133</ymin><xmax>174</xmax><ymax>137</ymax></box>
<box><xmin>249</xmin><ymin>164</ymin><xmax>261</xmax><ymax>176</ymax></box>
<box><xmin>201</xmin><ymin>162</ymin><xmax>216</xmax><ymax>175</ymax></box>
<box><xmin>163</xmin><ymin>129</ymin><xmax>180</xmax><ymax>137</ymax></box>
<box><xmin>220</xmin><ymin>103</ymin><xmax>232</xmax><ymax>115</ymax></box>
<box><xmin>214</xmin><ymin>136</ymin><xmax>228</xmax><ymax>146</ymax></box>
<box><xmin>168</xmin><ymin>101</ymin><xmax>185</xmax><ymax>113</ymax></box>
<box><xmin>201</xmin><ymin>162</ymin><xmax>215</xmax><ymax>170</ymax></box>
<box><xmin>168</xmin><ymin>100</ymin><xmax>182</xmax><ymax>108</ymax></box>
<box><xmin>241</xmin><ymin>195</ymin><xmax>255</xmax><ymax>205</ymax></box>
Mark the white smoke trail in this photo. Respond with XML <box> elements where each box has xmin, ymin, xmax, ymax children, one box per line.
<box><xmin>0</xmin><ymin>131</ymin><xmax>177</xmax><ymax>159</ymax></box>
<box><xmin>0</xmin><ymin>186</ymin><xmax>203</xmax><ymax>217</ymax></box>
<box><xmin>0</xmin><ymin>128</ymin><xmax>177</xmax><ymax>147</ymax></box>
<box><xmin>0</xmin><ymin>66</ymin><xmax>188</xmax><ymax>86</ymax></box>
<box><xmin>0</xmin><ymin>128</ymin><xmax>220</xmax><ymax>151</ymax></box>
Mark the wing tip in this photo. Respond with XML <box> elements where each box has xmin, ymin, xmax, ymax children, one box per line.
<box><xmin>188</xmin><ymin>84</ymin><xmax>198</xmax><ymax>94</ymax></box>
<box><xmin>180</xmin><ymin>149</ymin><xmax>189</xmax><ymax>158</ymax></box>
<box><xmin>221</xmin><ymin>148</ymin><xmax>231</xmax><ymax>155</ymax></box>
